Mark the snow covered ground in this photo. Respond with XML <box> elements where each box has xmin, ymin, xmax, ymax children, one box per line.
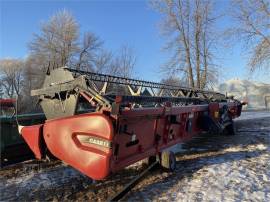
<box><xmin>0</xmin><ymin>111</ymin><xmax>269</xmax><ymax>201</ymax></box>
<box><xmin>236</xmin><ymin>110</ymin><xmax>270</xmax><ymax>120</ymax></box>
<box><xmin>127</xmin><ymin>143</ymin><xmax>270</xmax><ymax>201</ymax></box>
<box><xmin>125</xmin><ymin>112</ymin><xmax>270</xmax><ymax>201</ymax></box>
<box><xmin>0</xmin><ymin>164</ymin><xmax>89</xmax><ymax>201</ymax></box>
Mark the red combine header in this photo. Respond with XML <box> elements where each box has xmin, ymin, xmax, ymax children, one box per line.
<box><xmin>20</xmin><ymin>67</ymin><xmax>243</xmax><ymax>180</ymax></box>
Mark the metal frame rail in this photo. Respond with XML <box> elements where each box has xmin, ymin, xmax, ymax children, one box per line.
<box><xmin>109</xmin><ymin>161</ymin><xmax>159</xmax><ymax>201</ymax></box>
<box><xmin>31</xmin><ymin>67</ymin><xmax>230</xmax><ymax>119</ymax></box>
<box><xmin>67</xmin><ymin>68</ymin><xmax>226</xmax><ymax>101</ymax></box>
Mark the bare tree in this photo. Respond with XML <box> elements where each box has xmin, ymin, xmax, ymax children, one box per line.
<box><xmin>109</xmin><ymin>46</ymin><xmax>136</xmax><ymax>77</ymax></box>
<box><xmin>0</xmin><ymin>10</ymin><xmax>137</xmax><ymax>112</ymax></box>
<box><xmin>74</xmin><ymin>32</ymin><xmax>103</xmax><ymax>71</ymax></box>
<box><xmin>29</xmin><ymin>9</ymin><xmax>105</xmax><ymax>74</ymax></box>
<box><xmin>152</xmin><ymin>0</ymin><xmax>219</xmax><ymax>89</ymax></box>
<box><xmin>94</xmin><ymin>50</ymin><xmax>114</xmax><ymax>74</ymax></box>
<box><xmin>230</xmin><ymin>0</ymin><xmax>270</xmax><ymax>72</ymax></box>
<box><xmin>0</xmin><ymin>59</ymin><xmax>24</xmax><ymax>98</ymax></box>
<box><xmin>94</xmin><ymin>46</ymin><xmax>136</xmax><ymax>77</ymax></box>
<box><xmin>161</xmin><ymin>75</ymin><xmax>183</xmax><ymax>86</ymax></box>
<box><xmin>29</xmin><ymin>9</ymin><xmax>79</xmax><ymax>69</ymax></box>
<box><xmin>23</xmin><ymin>56</ymin><xmax>47</xmax><ymax>108</ymax></box>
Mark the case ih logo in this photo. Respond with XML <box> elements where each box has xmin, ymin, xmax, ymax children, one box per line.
<box><xmin>88</xmin><ymin>137</ymin><xmax>111</xmax><ymax>148</ymax></box>
<box><xmin>77</xmin><ymin>135</ymin><xmax>112</xmax><ymax>148</ymax></box>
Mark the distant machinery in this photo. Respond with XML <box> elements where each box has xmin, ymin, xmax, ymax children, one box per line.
<box><xmin>265</xmin><ymin>94</ymin><xmax>270</xmax><ymax>109</ymax></box>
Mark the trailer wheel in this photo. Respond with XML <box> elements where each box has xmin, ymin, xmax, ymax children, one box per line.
<box><xmin>161</xmin><ymin>151</ymin><xmax>176</xmax><ymax>171</ymax></box>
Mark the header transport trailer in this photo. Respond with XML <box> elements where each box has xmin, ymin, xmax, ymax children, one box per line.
<box><xmin>20</xmin><ymin>67</ymin><xmax>243</xmax><ymax>180</ymax></box>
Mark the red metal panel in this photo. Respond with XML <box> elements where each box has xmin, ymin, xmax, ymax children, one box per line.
<box><xmin>21</xmin><ymin>101</ymin><xmax>242</xmax><ymax>180</ymax></box>
<box><xmin>43</xmin><ymin>113</ymin><xmax>113</xmax><ymax>180</ymax></box>
<box><xmin>21</xmin><ymin>124</ymin><xmax>43</xmax><ymax>159</ymax></box>
<box><xmin>0</xmin><ymin>98</ymin><xmax>15</xmax><ymax>104</ymax></box>
<box><xmin>121</xmin><ymin>104</ymin><xmax>209</xmax><ymax>117</ymax></box>
<box><xmin>113</xmin><ymin>116</ymin><xmax>157</xmax><ymax>163</ymax></box>
<box><xmin>110</xmin><ymin>105</ymin><xmax>207</xmax><ymax>172</ymax></box>
<box><xmin>110</xmin><ymin>102</ymin><xmax>243</xmax><ymax>173</ymax></box>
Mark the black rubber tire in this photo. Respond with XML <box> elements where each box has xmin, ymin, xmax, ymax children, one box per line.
<box><xmin>142</xmin><ymin>155</ymin><xmax>157</xmax><ymax>167</ymax></box>
<box><xmin>224</xmin><ymin>121</ymin><xmax>236</xmax><ymax>136</ymax></box>
<box><xmin>161</xmin><ymin>151</ymin><xmax>176</xmax><ymax>172</ymax></box>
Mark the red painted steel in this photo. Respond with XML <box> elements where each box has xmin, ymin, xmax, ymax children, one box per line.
<box><xmin>43</xmin><ymin>113</ymin><xmax>113</xmax><ymax>180</ymax></box>
<box><xmin>21</xmin><ymin>100</ymin><xmax>242</xmax><ymax>180</ymax></box>
<box><xmin>0</xmin><ymin>98</ymin><xmax>15</xmax><ymax>104</ymax></box>
<box><xmin>0</xmin><ymin>98</ymin><xmax>15</xmax><ymax>107</ymax></box>
<box><xmin>21</xmin><ymin>124</ymin><xmax>43</xmax><ymax>159</ymax></box>
<box><xmin>110</xmin><ymin>104</ymin><xmax>209</xmax><ymax>172</ymax></box>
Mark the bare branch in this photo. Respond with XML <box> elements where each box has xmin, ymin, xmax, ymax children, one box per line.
<box><xmin>230</xmin><ymin>0</ymin><xmax>270</xmax><ymax>71</ymax></box>
<box><xmin>152</xmin><ymin>0</ymin><xmax>219</xmax><ymax>89</ymax></box>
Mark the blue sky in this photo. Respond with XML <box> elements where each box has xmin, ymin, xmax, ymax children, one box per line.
<box><xmin>0</xmin><ymin>0</ymin><xmax>269</xmax><ymax>83</ymax></box>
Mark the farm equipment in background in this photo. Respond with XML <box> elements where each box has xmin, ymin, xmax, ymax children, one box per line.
<box><xmin>265</xmin><ymin>94</ymin><xmax>270</xmax><ymax>109</ymax></box>
<box><xmin>20</xmin><ymin>67</ymin><xmax>243</xmax><ymax>180</ymax></box>
<box><xmin>0</xmin><ymin>99</ymin><xmax>45</xmax><ymax>166</ymax></box>
<box><xmin>0</xmin><ymin>99</ymin><xmax>16</xmax><ymax>117</ymax></box>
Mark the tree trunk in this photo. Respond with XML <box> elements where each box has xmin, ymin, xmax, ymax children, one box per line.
<box><xmin>195</xmin><ymin>0</ymin><xmax>201</xmax><ymax>89</ymax></box>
